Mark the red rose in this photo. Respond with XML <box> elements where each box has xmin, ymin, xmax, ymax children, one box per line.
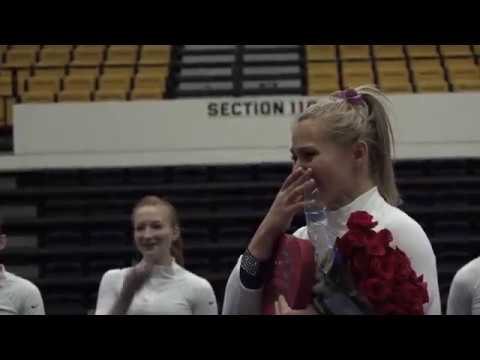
<box><xmin>337</xmin><ymin>230</ymin><xmax>368</xmax><ymax>258</ymax></box>
<box><xmin>340</xmin><ymin>211</ymin><xmax>428</xmax><ymax>315</ymax></box>
<box><xmin>369</xmin><ymin>257</ymin><xmax>382</xmax><ymax>275</ymax></box>
<box><xmin>376</xmin><ymin>303</ymin><xmax>409</xmax><ymax>315</ymax></box>
<box><xmin>351</xmin><ymin>251</ymin><xmax>370</xmax><ymax>276</ymax></box>
<box><xmin>369</xmin><ymin>249</ymin><xmax>395</xmax><ymax>280</ymax></box>
<box><xmin>359</xmin><ymin>278</ymin><xmax>393</xmax><ymax>304</ymax></box>
<box><xmin>392</xmin><ymin>282</ymin><xmax>414</xmax><ymax>305</ymax></box>
<box><xmin>392</xmin><ymin>248</ymin><xmax>414</xmax><ymax>281</ymax></box>
<box><xmin>336</xmin><ymin>234</ymin><xmax>353</xmax><ymax>258</ymax></box>
<box><xmin>365</xmin><ymin>229</ymin><xmax>393</xmax><ymax>257</ymax></box>
<box><xmin>377</xmin><ymin>229</ymin><xmax>393</xmax><ymax>247</ymax></box>
<box><xmin>393</xmin><ymin>280</ymin><xmax>428</xmax><ymax>307</ymax></box>
<box><xmin>347</xmin><ymin>211</ymin><xmax>378</xmax><ymax>232</ymax></box>
<box><xmin>413</xmin><ymin>275</ymin><xmax>430</xmax><ymax>304</ymax></box>
<box><xmin>396</xmin><ymin>268</ymin><xmax>416</xmax><ymax>283</ymax></box>
<box><xmin>406</xmin><ymin>304</ymin><xmax>425</xmax><ymax>315</ymax></box>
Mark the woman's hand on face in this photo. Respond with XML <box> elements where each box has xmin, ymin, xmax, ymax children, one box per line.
<box><xmin>266</xmin><ymin>167</ymin><xmax>316</xmax><ymax>234</ymax></box>
<box><xmin>248</xmin><ymin>167</ymin><xmax>317</xmax><ymax>260</ymax></box>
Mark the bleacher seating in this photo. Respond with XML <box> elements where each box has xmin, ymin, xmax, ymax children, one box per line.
<box><xmin>0</xmin><ymin>44</ymin><xmax>172</xmax><ymax>132</ymax></box>
<box><xmin>376</xmin><ymin>59</ymin><xmax>413</xmax><ymax>93</ymax></box>
<box><xmin>373</xmin><ymin>45</ymin><xmax>405</xmax><ymax>59</ymax></box>
<box><xmin>305</xmin><ymin>44</ymin><xmax>479</xmax><ymax>95</ymax></box>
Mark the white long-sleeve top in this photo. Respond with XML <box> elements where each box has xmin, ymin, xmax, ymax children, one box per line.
<box><xmin>95</xmin><ymin>261</ymin><xmax>218</xmax><ymax>315</ymax></box>
<box><xmin>447</xmin><ymin>257</ymin><xmax>480</xmax><ymax>315</ymax></box>
<box><xmin>223</xmin><ymin>187</ymin><xmax>441</xmax><ymax>315</ymax></box>
<box><xmin>0</xmin><ymin>265</ymin><xmax>45</xmax><ymax>315</ymax></box>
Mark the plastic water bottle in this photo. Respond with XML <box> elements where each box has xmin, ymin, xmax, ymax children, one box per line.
<box><xmin>304</xmin><ymin>187</ymin><xmax>326</xmax><ymax>225</ymax></box>
<box><xmin>304</xmin><ymin>187</ymin><xmax>335</xmax><ymax>277</ymax></box>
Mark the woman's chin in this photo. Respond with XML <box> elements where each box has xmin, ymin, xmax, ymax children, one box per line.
<box><xmin>141</xmin><ymin>250</ymin><xmax>171</xmax><ymax>263</ymax></box>
<box><xmin>141</xmin><ymin>249</ymin><xmax>161</xmax><ymax>259</ymax></box>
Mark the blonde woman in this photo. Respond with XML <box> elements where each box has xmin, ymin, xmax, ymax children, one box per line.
<box><xmin>223</xmin><ymin>86</ymin><xmax>441</xmax><ymax>315</ymax></box>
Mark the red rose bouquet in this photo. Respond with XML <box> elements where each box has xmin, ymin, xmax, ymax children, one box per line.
<box><xmin>336</xmin><ymin>211</ymin><xmax>429</xmax><ymax>315</ymax></box>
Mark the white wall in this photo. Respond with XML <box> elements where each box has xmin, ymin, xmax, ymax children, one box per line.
<box><xmin>1</xmin><ymin>93</ymin><xmax>479</xmax><ymax>171</ymax></box>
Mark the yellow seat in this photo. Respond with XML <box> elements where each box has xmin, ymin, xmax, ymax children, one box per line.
<box><xmin>42</xmin><ymin>45</ymin><xmax>73</xmax><ymax>51</ymax></box>
<box><xmin>137</xmin><ymin>66</ymin><xmax>169</xmax><ymax>77</ymax></box>
<box><xmin>3</xmin><ymin>48</ymin><xmax>38</xmax><ymax>67</ymax></box>
<box><xmin>98</xmin><ymin>74</ymin><xmax>131</xmax><ymax>92</ymax></box>
<box><xmin>94</xmin><ymin>89</ymin><xmax>128</xmax><ymax>101</ymax></box>
<box><xmin>27</xmin><ymin>75</ymin><xmax>61</xmax><ymax>93</ymax></box>
<box><xmin>308</xmin><ymin>78</ymin><xmax>339</xmax><ymax>95</ymax></box>
<box><xmin>440</xmin><ymin>45</ymin><xmax>472</xmax><ymax>57</ymax></box>
<box><xmin>308</xmin><ymin>61</ymin><xmax>338</xmax><ymax>93</ymax></box>
<box><xmin>102</xmin><ymin>66</ymin><xmax>136</xmax><ymax>77</ymax></box>
<box><xmin>339</xmin><ymin>45</ymin><xmax>370</xmax><ymax>60</ymax></box>
<box><xmin>134</xmin><ymin>73</ymin><xmax>166</xmax><ymax>89</ymax></box>
<box><xmin>308</xmin><ymin>73</ymin><xmax>338</xmax><ymax>86</ymax></box>
<box><xmin>36</xmin><ymin>45</ymin><xmax>73</xmax><ymax>67</ymax></box>
<box><xmin>142</xmin><ymin>45</ymin><xmax>170</xmax><ymax>52</ymax></box>
<box><xmin>411</xmin><ymin>59</ymin><xmax>444</xmax><ymax>77</ymax></box>
<box><xmin>415</xmin><ymin>74</ymin><xmax>448</xmax><ymax>92</ymax></box>
<box><xmin>343</xmin><ymin>74</ymin><xmax>374</xmax><ymax>89</ymax></box>
<box><xmin>131</xmin><ymin>87</ymin><xmax>164</xmax><ymax>100</ymax></box>
<box><xmin>63</xmin><ymin>74</ymin><xmax>97</xmax><ymax>91</ymax></box>
<box><xmin>373</xmin><ymin>45</ymin><xmax>405</xmax><ymax>59</ymax></box>
<box><xmin>308</xmin><ymin>62</ymin><xmax>337</xmax><ymax>76</ymax></box>
<box><xmin>21</xmin><ymin>91</ymin><xmax>56</xmax><ymax>103</ymax></box>
<box><xmin>342</xmin><ymin>61</ymin><xmax>373</xmax><ymax>77</ymax></box>
<box><xmin>71</xmin><ymin>45</ymin><xmax>106</xmax><ymax>66</ymax></box>
<box><xmin>105</xmin><ymin>45</ymin><xmax>138</xmax><ymax>65</ymax></box>
<box><xmin>452</xmin><ymin>78</ymin><xmax>480</xmax><ymax>92</ymax></box>
<box><xmin>444</xmin><ymin>58</ymin><xmax>479</xmax><ymax>80</ymax></box>
<box><xmin>37</xmin><ymin>47</ymin><xmax>72</xmax><ymax>67</ymax></box>
<box><xmin>445</xmin><ymin>58</ymin><xmax>478</xmax><ymax>71</ymax></box>
<box><xmin>416</xmin><ymin>81</ymin><xmax>449</xmax><ymax>92</ymax></box>
<box><xmin>378</xmin><ymin>74</ymin><xmax>412</xmax><ymax>93</ymax></box>
<box><xmin>9</xmin><ymin>45</ymin><xmax>41</xmax><ymax>51</ymax></box>
<box><xmin>57</xmin><ymin>89</ymin><xmax>92</xmax><ymax>102</ymax></box>
<box><xmin>376</xmin><ymin>60</ymin><xmax>409</xmax><ymax>76</ymax></box>
<box><xmin>139</xmin><ymin>45</ymin><xmax>171</xmax><ymax>65</ymax></box>
<box><xmin>0</xmin><ymin>71</ymin><xmax>13</xmax><ymax>96</ymax></box>
<box><xmin>411</xmin><ymin>62</ymin><xmax>446</xmax><ymax>93</ymax></box>
<box><xmin>406</xmin><ymin>45</ymin><xmax>438</xmax><ymax>58</ymax></box>
<box><xmin>68</xmin><ymin>67</ymin><xmax>100</xmax><ymax>77</ymax></box>
<box><xmin>306</xmin><ymin>45</ymin><xmax>336</xmax><ymax>61</ymax></box>
<box><xmin>379</xmin><ymin>82</ymin><xmax>412</xmax><ymax>93</ymax></box>
<box><xmin>74</xmin><ymin>45</ymin><xmax>106</xmax><ymax>51</ymax></box>
<box><xmin>33</xmin><ymin>68</ymin><xmax>67</xmax><ymax>77</ymax></box>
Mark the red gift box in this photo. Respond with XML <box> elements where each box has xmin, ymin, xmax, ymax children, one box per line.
<box><xmin>262</xmin><ymin>234</ymin><xmax>316</xmax><ymax>315</ymax></box>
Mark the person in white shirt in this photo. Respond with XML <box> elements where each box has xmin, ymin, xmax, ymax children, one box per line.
<box><xmin>222</xmin><ymin>85</ymin><xmax>441</xmax><ymax>315</ymax></box>
<box><xmin>0</xmin><ymin>220</ymin><xmax>45</xmax><ymax>315</ymax></box>
<box><xmin>447</xmin><ymin>257</ymin><xmax>480</xmax><ymax>315</ymax></box>
<box><xmin>95</xmin><ymin>196</ymin><xmax>218</xmax><ymax>315</ymax></box>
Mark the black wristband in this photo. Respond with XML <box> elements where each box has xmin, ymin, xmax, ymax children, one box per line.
<box><xmin>240</xmin><ymin>249</ymin><xmax>265</xmax><ymax>290</ymax></box>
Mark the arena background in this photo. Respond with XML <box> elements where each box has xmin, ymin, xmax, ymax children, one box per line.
<box><xmin>0</xmin><ymin>45</ymin><xmax>479</xmax><ymax>314</ymax></box>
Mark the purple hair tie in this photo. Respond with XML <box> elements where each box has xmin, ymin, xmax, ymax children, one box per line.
<box><xmin>335</xmin><ymin>89</ymin><xmax>365</xmax><ymax>106</ymax></box>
